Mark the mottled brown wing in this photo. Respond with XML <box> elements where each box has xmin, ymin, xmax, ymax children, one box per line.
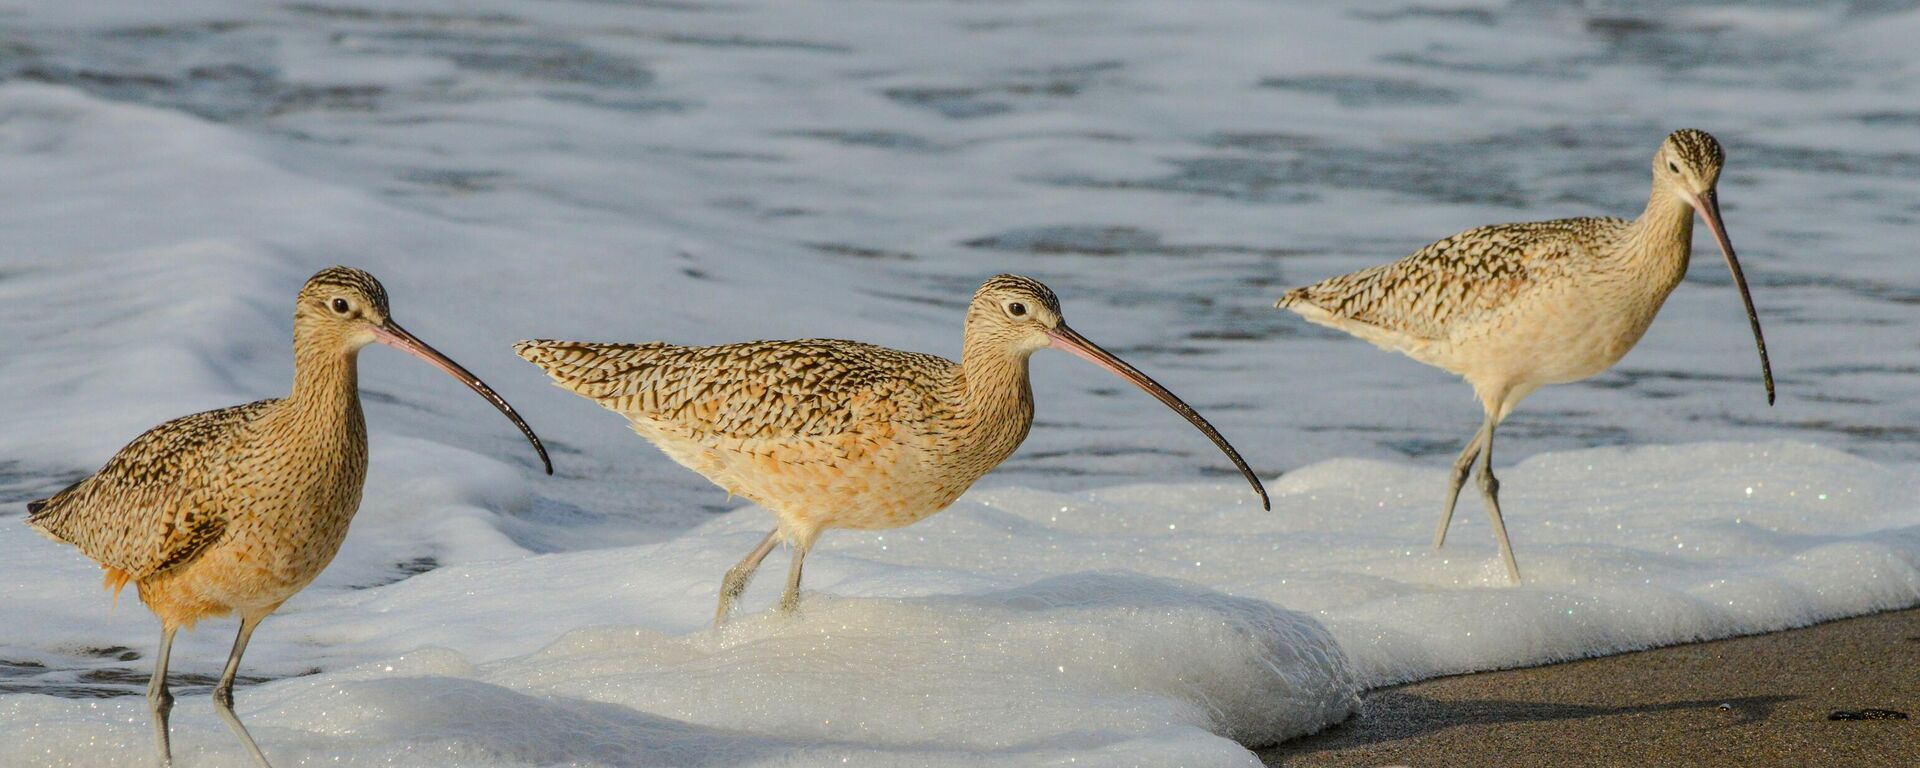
<box><xmin>1281</xmin><ymin>218</ymin><xmax>1611</xmax><ymax>340</ymax></box>
<box><xmin>26</xmin><ymin>401</ymin><xmax>268</xmax><ymax>580</ymax></box>
<box><xmin>515</xmin><ymin>339</ymin><xmax>954</xmax><ymax>440</ymax></box>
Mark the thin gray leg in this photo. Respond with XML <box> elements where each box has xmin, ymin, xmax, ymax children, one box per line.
<box><xmin>1475</xmin><ymin>416</ymin><xmax>1522</xmax><ymax>584</ymax></box>
<box><xmin>715</xmin><ymin>529</ymin><xmax>780</xmax><ymax>627</ymax></box>
<box><xmin>147</xmin><ymin>625</ymin><xmax>178</xmax><ymax>768</ymax></box>
<box><xmin>779</xmin><ymin>538</ymin><xmax>815</xmax><ymax>614</ymax></box>
<box><xmin>1434</xmin><ymin>424</ymin><xmax>1488</xmax><ymax>549</ymax></box>
<box><xmin>212</xmin><ymin>616</ymin><xmax>271</xmax><ymax>768</ymax></box>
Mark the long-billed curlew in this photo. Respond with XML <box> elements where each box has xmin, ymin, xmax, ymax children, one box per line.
<box><xmin>1276</xmin><ymin>129</ymin><xmax>1773</xmax><ymax>584</ymax></box>
<box><xmin>516</xmin><ymin>274</ymin><xmax>1268</xmax><ymax>624</ymax></box>
<box><xmin>27</xmin><ymin>266</ymin><xmax>552</xmax><ymax>767</ymax></box>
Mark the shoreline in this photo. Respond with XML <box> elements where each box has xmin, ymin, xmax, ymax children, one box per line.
<box><xmin>1263</xmin><ymin>608</ymin><xmax>1919</xmax><ymax>766</ymax></box>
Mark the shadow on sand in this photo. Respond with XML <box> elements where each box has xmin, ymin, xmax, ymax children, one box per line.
<box><xmin>1264</xmin><ymin>690</ymin><xmax>1796</xmax><ymax>763</ymax></box>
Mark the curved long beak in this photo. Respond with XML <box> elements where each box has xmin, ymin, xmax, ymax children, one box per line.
<box><xmin>1689</xmin><ymin>189</ymin><xmax>1775</xmax><ymax>405</ymax></box>
<box><xmin>1045</xmin><ymin>324</ymin><xmax>1270</xmax><ymax>510</ymax></box>
<box><xmin>372</xmin><ymin>320</ymin><xmax>555</xmax><ymax>475</ymax></box>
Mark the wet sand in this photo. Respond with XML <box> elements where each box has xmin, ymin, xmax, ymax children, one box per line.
<box><xmin>1264</xmin><ymin>608</ymin><xmax>1919</xmax><ymax>767</ymax></box>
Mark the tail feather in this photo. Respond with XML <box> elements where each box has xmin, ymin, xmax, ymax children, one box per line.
<box><xmin>25</xmin><ymin>477</ymin><xmax>86</xmax><ymax>532</ymax></box>
<box><xmin>1274</xmin><ymin>287</ymin><xmax>1315</xmax><ymax>311</ymax></box>
<box><xmin>514</xmin><ymin>339</ymin><xmax>665</xmax><ymax>402</ymax></box>
<box><xmin>25</xmin><ymin>503</ymin><xmax>73</xmax><ymax>546</ymax></box>
<box><xmin>103</xmin><ymin>566</ymin><xmax>133</xmax><ymax>605</ymax></box>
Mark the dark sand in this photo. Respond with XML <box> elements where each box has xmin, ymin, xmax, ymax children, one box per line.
<box><xmin>1263</xmin><ymin>608</ymin><xmax>1919</xmax><ymax>767</ymax></box>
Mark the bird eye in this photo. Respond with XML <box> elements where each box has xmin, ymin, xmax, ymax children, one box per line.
<box><xmin>1667</xmin><ymin>161</ymin><xmax>1680</xmax><ymax>173</ymax></box>
<box><xmin>1007</xmin><ymin>302</ymin><xmax>1027</xmax><ymax>317</ymax></box>
<box><xmin>331</xmin><ymin>298</ymin><xmax>352</xmax><ymax>314</ymax></box>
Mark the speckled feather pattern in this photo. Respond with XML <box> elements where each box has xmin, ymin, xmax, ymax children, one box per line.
<box><xmin>26</xmin><ymin>267</ymin><xmax>382</xmax><ymax>628</ymax></box>
<box><xmin>515</xmin><ymin>276</ymin><xmax>1060</xmax><ymax>542</ymax></box>
<box><xmin>1279</xmin><ymin>217</ymin><xmax>1629</xmax><ymax>345</ymax></box>
<box><xmin>517</xmin><ymin>336</ymin><xmax>1033</xmax><ymax>538</ymax></box>
<box><xmin>1272</xmin><ymin>130</ymin><xmax>1739</xmax><ymax>584</ymax></box>
<box><xmin>29</xmin><ymin>401</ymin><xmax>276</xmax><ymax>582</ymax></box>
<box><xmin>515</xmin><ymin>339</ymin><xmax>955</xmax><ymax>440</ymax></box>
<box><xmin>1278</xmin><ymin>129</ymin><xmax>1725</xmax><ymax>416</ymax></box>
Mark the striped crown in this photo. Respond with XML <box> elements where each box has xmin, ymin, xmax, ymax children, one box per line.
<box><xmin>301</xmin><ymin>266</ymin><xmax>391</xmax><ymax>317</ymax></box>
<box><xmin>1665</xmin><ymin>129</ymin><xmax>1724</xmax><ymax>172</ymax></box>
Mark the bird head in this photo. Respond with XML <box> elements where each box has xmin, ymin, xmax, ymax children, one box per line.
<box><xmin>297</xmin><ymin>266</ymin><xmax>393</xmax><ymax>349</ymax></box>
<box><xmin>1655</xmin><ymin>128</ymin><xmax>1725</xmax><ymax>202</ymax></box>
<box><xmin>293</xmin><ymin>266</ymin><xmax>553</xmax><ymax>474</ymax></box>
<box><xmin>965</xmin><ymin>274</ymin><xmax>1064</xmax><ymax>356</ymax></box>
<box><xmin>963</xmin><ymin>274</ymin><xmax>1269</xmax><ymax>510</ymax></box>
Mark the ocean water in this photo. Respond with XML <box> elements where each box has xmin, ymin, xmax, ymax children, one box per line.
<box><xmin>1</xmin><ymin>1</ymin><xmax>1917</xmax><ymax>765</ymax></box>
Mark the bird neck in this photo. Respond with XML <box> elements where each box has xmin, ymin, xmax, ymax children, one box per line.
<box><xmin>257</xmin><ymin>337</ymin><xmax>370</xmax><ymax>509</ymax></box>
<box><xmin>289</xmin><ymin>338</ymin><xmax>364</xmax><ymax>418</ymax></box>
<box><xmin>1617</xmin><ymin>182</ymin><xmax>1696</xmax><ymax>282</ymax></box>
<box><xmin>951</xmin><ymin>334</ymin><xmax>1036</xmax><ymax>462</ymax></box>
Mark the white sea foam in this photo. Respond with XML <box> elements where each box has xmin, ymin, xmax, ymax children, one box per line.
<box><xmin>4</xmin><ymin>435</ymin><xmax>1917</xmax><ymax>766</ymax></box>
